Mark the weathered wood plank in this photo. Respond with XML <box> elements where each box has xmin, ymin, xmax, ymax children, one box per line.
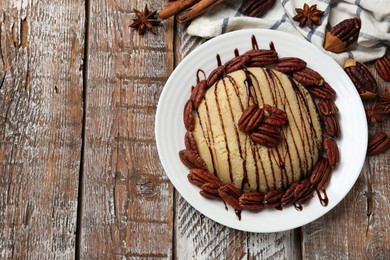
<box><xmin>176</xmin><ymin>194</ymin><xmax>301</xmax><ymax>259</ymax></box>
<box><xmin>0</xmin><ymin>1</ymin><xmax>85</xmax><ymax>259</ymax></box>
<box><xmin>80</xmin><ymin>1</ymin><xmax>175</xmax><ymax>258</ymax></box>
<box><xmin>301</xmin><ymin>62</ymin><xmax>390</xmax><ymax>259</ymax></box>
<box><xmin>173</xmin><ymin>23</ymin><xmax>301</xmax><ymax>260</ymax></box>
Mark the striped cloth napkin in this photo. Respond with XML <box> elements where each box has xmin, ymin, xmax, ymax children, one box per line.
<box><xmin>187</xmin><ymin>0</ymin><xmax>390</xmax><ymax>65</ymax></box>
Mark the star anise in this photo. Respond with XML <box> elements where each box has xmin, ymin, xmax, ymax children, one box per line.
<box><xmin>293</xmin><ymin>3</ymin><xmax>324</xmax><ymax>29</ymax></box>
<box><xmin>130</xmin><ymin>4</ymin><xmax>160</xmax><ymax>35</ymax></box>
<box><xmin>364</xmin><ymin>102</ymin><xmax>389</xmax><ymax>126</ymax></box>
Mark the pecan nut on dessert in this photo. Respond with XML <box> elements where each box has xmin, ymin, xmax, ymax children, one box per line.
<box><xmin>179</xmin><ymin>35</ymin><xmax>341</xmax><ymax>217</ymax></box>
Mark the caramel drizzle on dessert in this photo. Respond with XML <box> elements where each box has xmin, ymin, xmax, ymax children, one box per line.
<box><xmin>181</xmin><ymin>35</ymin><xmax>337</xmax><ymax>217</ymax></box>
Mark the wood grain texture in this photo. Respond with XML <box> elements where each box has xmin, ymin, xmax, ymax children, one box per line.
<box><xmin>0</xmin><ymin>0</ymin><xmax>388</xmax><ymax>258</ymax></box>
<box><xmin>80</xmin><ymin>1</ymin><xmax>175</xmax><ymax>258</ymax></box>
<box><xmin>0</xmin><ymin>1</ymin><xmax>85</xmax><ymax>258</ymax></box>
<box><xmin>176</xmin><ymin>195</ymin><xmax>301</xmax><ymax>259</ymax></box>
<box><xmin>301</xmin><ymin>61</ymin><xmax>390</xmax><ymax>260</ymax></box>
<box><xmin>174</xmin><ymin>23</ymin><xmax>301</xmax><ymax>260</ymax></box>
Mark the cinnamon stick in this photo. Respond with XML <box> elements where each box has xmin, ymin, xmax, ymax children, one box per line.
<box><xmin>158</xmin><ymin>0</ymin><xmax>199</xmax><ymax>20</ymax></box>
<box><xmin>177</xmin><ymin>0</ymin><xmax>224</xmax><ymax>23</ymax></box>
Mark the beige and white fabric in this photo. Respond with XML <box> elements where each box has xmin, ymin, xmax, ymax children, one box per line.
<box><xmin>188</xmin><ymin>0</ymin><xmax>390</xmax><ymax>65</ymax></box>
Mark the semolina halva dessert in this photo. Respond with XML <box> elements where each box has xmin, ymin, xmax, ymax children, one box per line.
<box><xmin>179</xmin><ymin>35</ymin><xmax>340</xmax><ymax>215</ymax></box>
<box><xmin>194</xmin><ymin>67</ymin><xmax>323</xmax><ymax>193</ymax></box>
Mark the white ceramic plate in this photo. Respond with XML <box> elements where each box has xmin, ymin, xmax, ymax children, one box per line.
<box><xmin>155</xmin><ymin>29</ymin><xmax>367</xmax><ymax>233</ymax></box>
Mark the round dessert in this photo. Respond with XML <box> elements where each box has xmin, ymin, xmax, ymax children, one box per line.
<box><xmin>179</xmin><ymin>35</ymin><xmax>340</xmax><ymax>214</ymax></box>
<box><xmin>193</xmin><ymin>67</ymin><xmax>323</xmax><ymax>194</ymax></box>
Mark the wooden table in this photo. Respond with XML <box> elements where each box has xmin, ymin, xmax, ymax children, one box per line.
<box><xmin>0</xmin><ymin>1</ymin><xmax>389</xmax><ymax>259</ymax></box>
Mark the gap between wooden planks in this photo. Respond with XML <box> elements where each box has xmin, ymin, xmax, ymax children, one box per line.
<box><xmin>0</xmin><ymin>0</ymin><xmax>388</xmax><ymax>259</ymax></box>
<box><xmin>0</xmin><ymin>0</ymin><xmax>85</xmax><ymax>258</ymax></box>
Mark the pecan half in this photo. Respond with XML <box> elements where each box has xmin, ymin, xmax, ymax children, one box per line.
<box><xmin>244</xmin><ymin>49</ymin><xmax>279</xmax><ymax>67</ymax></box>
<box><xmin>375</xmin><ymin>56</ymin><xmax>390</xmax><ymax>82</ymax></box>
<box><xmin>317</xmin><ymin>99</ymin><xmax>339</xmax><ymax>116</ymax></box>
<box><xmin>179</xmin><ymin>149</ymin><xmax>207</xmax><ymax>170</ymax></box>
<box><xmin>293</xmin><ymin>67</ymin><xmax>324</xmax><ymax>86</ymax></box>
<box><xmin>281</xmin><ymin>182</ymin><xmax>299</xmax><ymax>207</ymax></box>
<box><xmin>224</xmin><ymin>54</ymin><xmax>251</xmax><ymax>74</ymax></box>
<box><xmin>218</xmin><ymin>184</ymin><xmax>243</xmax><ymax>210</ymax></box>
<box><xmin>238</xmin><ymin>104</ymin><xmax>264</xmax><ymax>133</ymax></box>
<box><xmin>185</xmin><ymin>131</ymin><xmax>197</xmax><ymax>152</ymax></box>
<box><xmin>274</xmin><ymin>57</ymin><xmax>306</xmax><ymax>73</ymax></box>
<box><xmin>250</xmin><ymin>124</ymin><xmax>282</xmax><ymax>147</ymax></box>
<box><xmin>367</xmin><ymin>132</ymin><xmax>390</xmax><ymax>156</ymax></box>
<box><xmin>295</xmin><ymin>191</ymin><xmax>313</xmax><ymax>205</ymax></box>
<box><xmin>324</xmin><ymin>17</ymin><xmax>361</xmax><ymax>53</ymax></box>
<box><xmin>183</xmin><ymin>99</ymin><xmax>194</xmax><ymax>131</ymax></box>
<box><xmin>307</xmin><ymin>82</ymin><xmax>336</xmax><ymax>100</ymax></box>
<box><xmin>200</xmin><ymin>182</ymin><xmax>221</xmax><ymax>200</ymax></box>
<box><xmin>239</xmin><ymin>192</ymin><xmax>264</xmax><ymax>212</ymax></box>
<box><xmin>190</xmin><ymin>80</ymin><xmax>207</xmax><ymax>109</ymax></box>
<box><xmin>324</xmin><ymin>137</ymin><xmax>339</xmax><ymax>168</ymax></box>
<box><xmin>309</xmin><ymin>157</ymin><xmax>331</xmax><ymax>190</ymax></box>
<box><xmin>322</xmin><ymin>115</ymin><xmax>340</xmax><ymax>138</ymax></box>
<box><xmin>294</xmin><ymin>179</ymin><xmax>314</xmax><ymax>205</ymax></box>
<box><xmin>293</xmin><ymin>179</ymin><xmax>311</xmax><ymax>199</ymax></box>
<box><xmin>187</xmin><ymin>168</ymin><xmax>221</xmax><ymax>188</ymax></box>
<box><xmin>207</xmin><ymin>65</ymin><xmax>225</xmax><ymax>87</ymax></box>
<box><xmin>310</xmin><ymin>157</ymin><xmax>329</xmax><ymax>185</ymax></box>
<box><xmin>262</xmin><ymin>104</ymin><xmax>288</xmax><ymax>126</ymax></box>
<box><xmin>317</xmin><ymin>168</ymin><xmax>332</xmax><ymax>191</ymax></box>
<box><xmin>344</xmin><ymin>59</ymin><xmax>378</xmax><ymax>99</ymax></box>
<box><xmin>239</xmin><ymin>0</ymin><xmax>276</xmax><ymax>18</ymax></box>
<box><xmin>263</xmin><ymin>189</ymin><xmax>284</xmax><ymax>208</ymax></box>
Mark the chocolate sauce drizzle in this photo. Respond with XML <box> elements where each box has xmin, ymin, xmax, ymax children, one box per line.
<box><xmin>196</xmin><ymin>69</ymin><xmax>206</xmax><ymax>83</ymax></box>
<box><xmin>316</xmin><ymin>189</ymin><xmax>329</xmax><ymax>207</ymax></box>
<box><xmin>222</xmin><ymin>201</ymin><xmax>241</xmax><ymax>221</ymax></box>
<box><xmin>235</xmin><ymin>210</ymin><xmax>242</xmax><ymax>220</ymax></box>
<box><xmin>234</xmin><ymin>48</ymin><xmax>240</xmax><ymax>57</ymax></box>
<box><xmin>267</xmin><ymin>72</ymin><xmax>297</xmax><ymax>186</ymax></box>
<box><xmin>244</xmin><ymin>69</ymin><xmax>263</xmax><ymax>104</ymax></box>
<box><xmin>185</xmin><ymin>35</ymin><xmax>335</xmax><ymax>218</ymax></box>
<box><xmin>221</xmin><ymin>77</ymin><xmax>249</xmax><ymax>190</ymax></box>
<box><xmin>198</xmin><ymin>101</ymin><xmax>217</xmax><ymax>174</ymax></box>
<box><xmin>244</xmin><ymin>70</ymin><xmax>255</xmax><ymax>106</ymax></box>
<box><xmin>251</xmin><ymin>35</ymin><xmax>259</xmax><ymax>50</ymax></box>
<box><xmin>294</xmin><ymin>202</ymin><xmax>303</xmax><ymax>211</ymax></box>
<box><xmin>216</xmin><ymin>54</ymin><xmax>222</xmax><ymax>67</ymax></box>
<box><xmin>197</xmin><ymin>67</ymin><xmax>321</xmax><ymax>194</ymax></box>
<box><xmin>289</xmin><ymin>77</ymin><xmax>323</xmax><ymax>175</ymax></box>
<box><xmin>215</xmin><ymin>78</ymin><xmax>233</xmax><ymax>182</ymax></box>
